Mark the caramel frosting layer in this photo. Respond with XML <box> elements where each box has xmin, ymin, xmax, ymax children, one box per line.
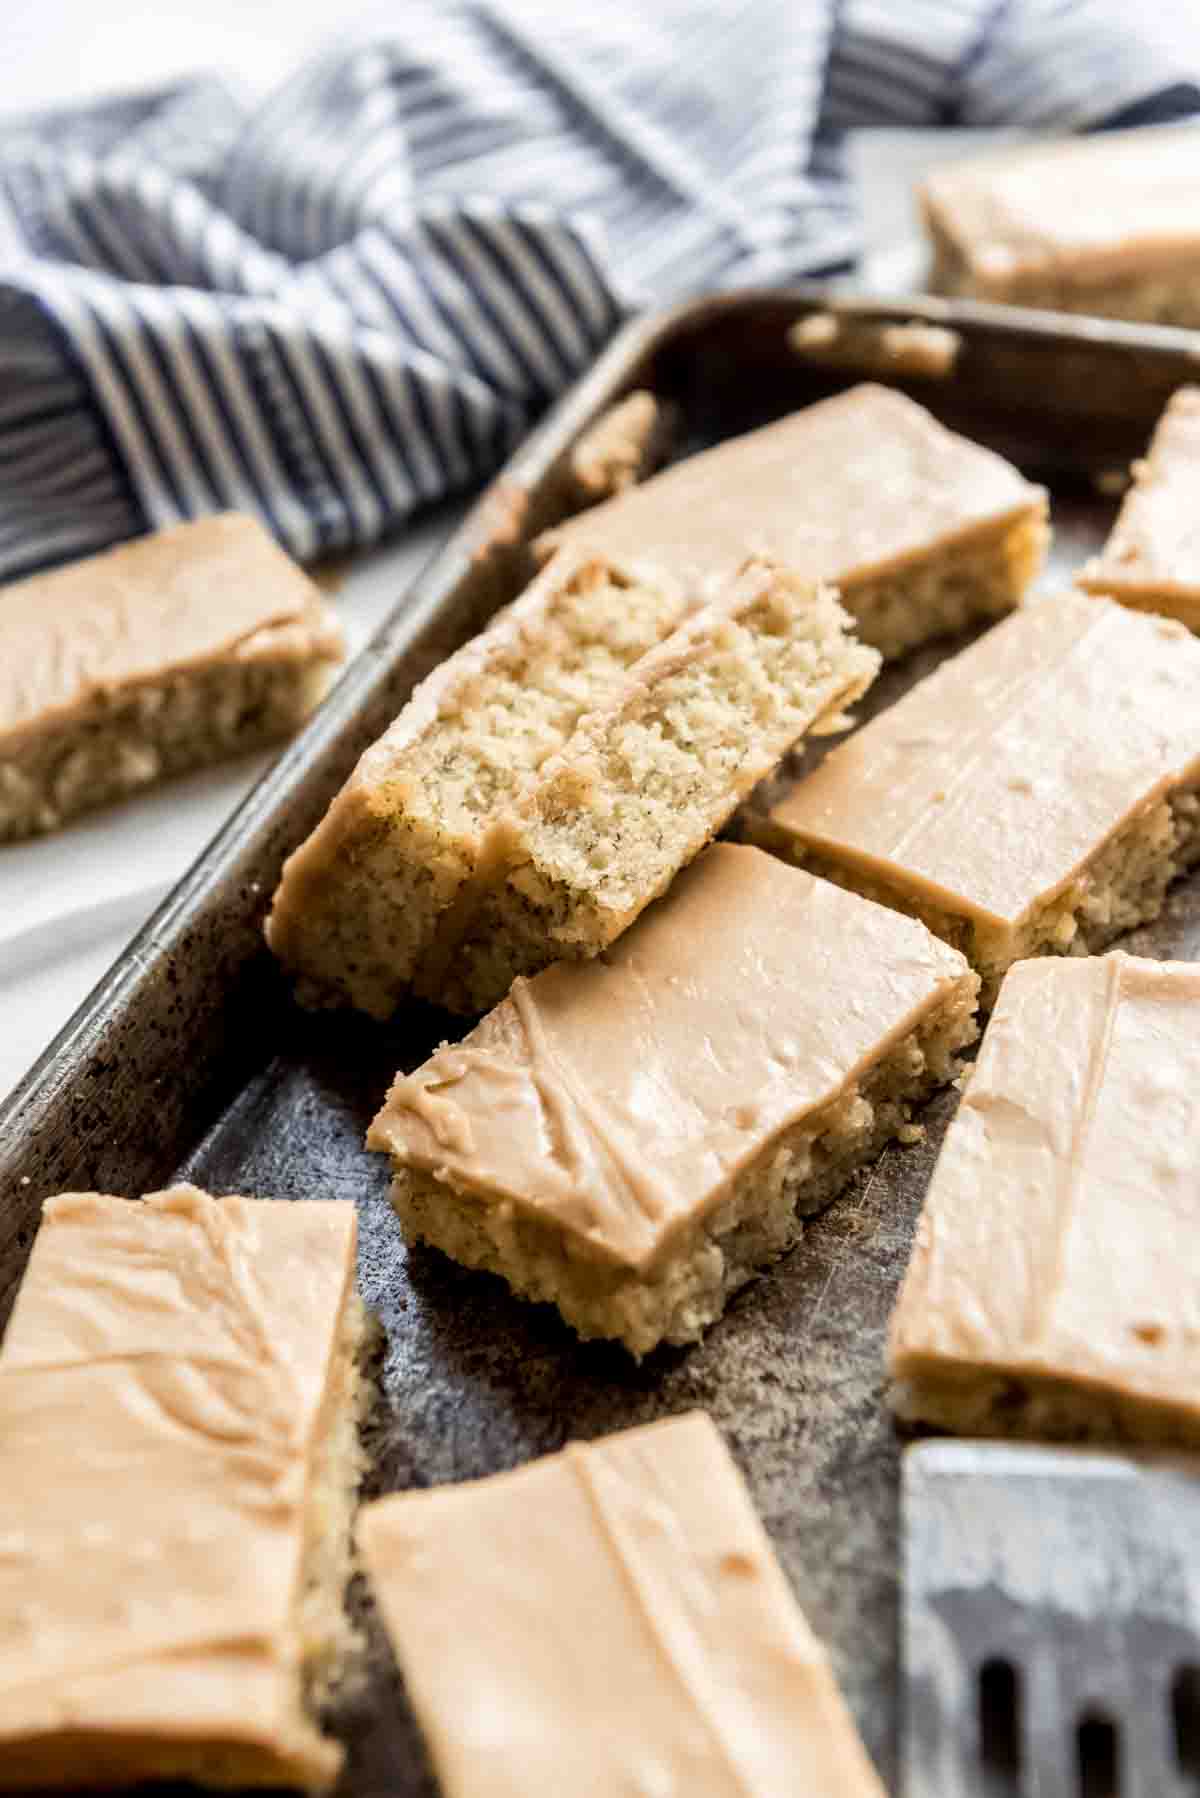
<box><xmin>1082</xmin><ymin>388</ymin><xmax>1200</xmax><ymax>620</ymax></box>
<box><xmin>359</xmin><ymin>1410</ymin><xmax>884</xmax><ymax>1798</ymax></box>
<box><xmin>923</xmin><ymin>125</ymin><xmax>1200</xmax><ymax>290</ymax></box>
<box><xmin>539</xmin><ymin>384</ymin><xmax>1042</xmax><ymax>593</ymax></box>
<box><xmin>0</xmin><ymin>1185</ymin><xmax>356</xmax><ymax>1784</ymax></box>
<box><xmin>890</xmin><ymin>954</ymin><xmax>1200</xmax><ymax>1419</ymax></box>
<box><xmin>368</xmin><ymin>843</ymin><xmax>970</xmax><ymax>1271</ymax></box>
<box><xmin>768</xmin><ymin>589</ymin><xmax>1200</xmax><ymax>932</ymax></box>
<box><xmin>0</xmin><ymin>514</ymin><xmax>342</xmax><ymax>748</ymax></box>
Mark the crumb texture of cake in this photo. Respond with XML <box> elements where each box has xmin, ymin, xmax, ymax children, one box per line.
<box><xmin>0</xmin><ymin>1184</ymin><xmax>366</xmax><ymax>1792</ymax></box>
<box><xmin>566</xmin><ymin>389</ymin><xmax>673</xmax><ymax>501</ymax></box>
<box><xmin>788</xmin><ymin>314</ymin><xmax>963</xmax><ymax>381</ymax></box>
<box><xmin>0</xmin><ymin>514</ymin><xmax>344</xmax><ymax>841</ymax></box>
<box><xmin>890</xmin><ymin>954</ymin><xmax>1200</xmax><ymax>1447</ymax></box>
<box><xmin>761</xmin><ymin>589</ymin><xmax>1200</xmax><ymax>1004</ymax></box>
<box><xmin>538</xmin><ymin>383</ymin><xmax>1048</xmax><ymax>658</ymax></box>
<box><xmin>369</xmin><ymin>844</ymin><xmax>977</xmax><ymax>1357</ymax></box>
<box><xmin>921</xmin><ymin>126</ymin><xmax>1200</xmax><ymax>324</ymax></box>
<box><xmin>359</xmin><ymin>1410</ymin><xmax>886</xmax><ymax>1797</ymax></box>
<box><xmin>1080</xmin><ymin>387</ymin><xmax>1200</xmax><ymax>630</ymax></box>
<box><xmin>265</xmin><ymin>550</ymin><xmax>694</xmax><ymax>1019</ymax></box>
<box><xmin>443</xmin><ymin>560</ymin><xmax>879</xmax><ymax>1014</ymax></box>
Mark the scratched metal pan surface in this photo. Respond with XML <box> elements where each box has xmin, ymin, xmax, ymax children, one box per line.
<box><xmin>4</xmin><ymin>288</ymin><xmax>1200</xmax><ymax>1796</ymax></box>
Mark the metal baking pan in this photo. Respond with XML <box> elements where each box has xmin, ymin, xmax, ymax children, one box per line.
<box><xmin>4</xmin><ymin>287</ymin><xmax>1200</xmax><ymax>1796</ymax></box>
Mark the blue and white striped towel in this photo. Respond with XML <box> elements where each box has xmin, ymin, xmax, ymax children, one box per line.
<box><xmin>2</xmin><ymin>0</ymin><xmax>1197</xmax><ymax>584</ymax></box>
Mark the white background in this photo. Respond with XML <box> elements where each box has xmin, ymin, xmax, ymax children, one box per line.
<box><xmin>8</xmin><ymin>0</ymin><xmax>361</xmax><ymax>113</ymax></box>
<box><xmin>9</xmin><ymin>0</ymin><xmax>1199</xmax><ymax>115</ymax></box>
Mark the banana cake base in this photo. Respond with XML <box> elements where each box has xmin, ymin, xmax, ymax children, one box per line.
<box><xmin>838</xmin><ymin>508</ymin><xmax>1045</xmax><ymax>663</ymax></box>
<box><xmin>266</xmin><ymin>552</ymin><xmax>697</xmax><ymax>1020</ymax></box>
<box><xmin>437</xmin><ymin>560</ymin><xmax>878</xmax><ymax>1015</ymax></box>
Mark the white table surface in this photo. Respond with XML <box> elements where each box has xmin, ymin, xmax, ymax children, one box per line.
<box><xmin>9</xmin><ymin>0</ymin><xmax>360</xmax><ymax>114</ymax></box>
<box><xmin>0</xmin><ymin>8</ymin><xmax>1164</xmax><ymax>1102</ymax></box>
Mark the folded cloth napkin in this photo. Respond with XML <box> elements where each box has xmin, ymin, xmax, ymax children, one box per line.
<box><xmin>1</xmin><ymin>0</ymin><xmax>1197</xmax><ymax>584</ymax></box>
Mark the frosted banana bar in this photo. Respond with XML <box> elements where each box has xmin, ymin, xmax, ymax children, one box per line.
<box><xmin>1081</xmin><ymin>386</ymin><xmax>1200</xmax><ymax>632</ymax></box>
<box><xmin>369</xmin><ymin>845</ymin><xmax>977</xmax><ymax>1357</ymax></box>
<box><xmin>761</xmin><ymin>589</ymin><xmax>1200</xmax><ymax>1005</ymax></box>
<box><xmin>890</xmin><ymin>953</ymin><xmax>1200</xmax><ymax>1447</ymax></box>
<box><xmin>0</xmin><ymin>1185</ymin><xmax>367</xmax><ymax>1791</ymax></box>
<box><xmin>0</xmin><ymin>514</ymin><xmax>343</xmax><ymax>841</ymax></box>
<box><xmin>923</xmin><ymin>125</ymin><xmax>1200</xmax><ymax>327</ymax></box>
<box><xmin>359</xmin><ymin>1411</ymin><xmax>886</xmax><ymax>1797</ymax></box>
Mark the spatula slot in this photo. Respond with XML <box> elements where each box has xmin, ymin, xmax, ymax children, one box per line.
<box><xmin>978</xmin><ymin>1656</ymin><xmax>1022</xmax><ymax>1787</ymax></box>
<box><xmin>1077</xmin><ymin>1711</ymin><xmax>1119</xmax><ymax>1798</ymax></box>
<box><xmin>1173</xmin><ymin>1664</ymin><xmax>1200</xmax><ymax>1779</ymax></box>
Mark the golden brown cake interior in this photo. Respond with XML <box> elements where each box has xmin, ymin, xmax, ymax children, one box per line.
<box><xmin>441</xmin><ymin>560</ymin><xmax>879</xmax><ymax>1015</ymax></box>
<box><xmin>265</xmin><ymin>551</ymin><xmax>695</xmax><ymax>1018</ymax></box>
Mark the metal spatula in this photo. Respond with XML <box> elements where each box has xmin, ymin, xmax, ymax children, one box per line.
<box><xmin>902</xmin><ymin>1439</ymin><xmax>1200</xmax><ymax>1798</ymax></box>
